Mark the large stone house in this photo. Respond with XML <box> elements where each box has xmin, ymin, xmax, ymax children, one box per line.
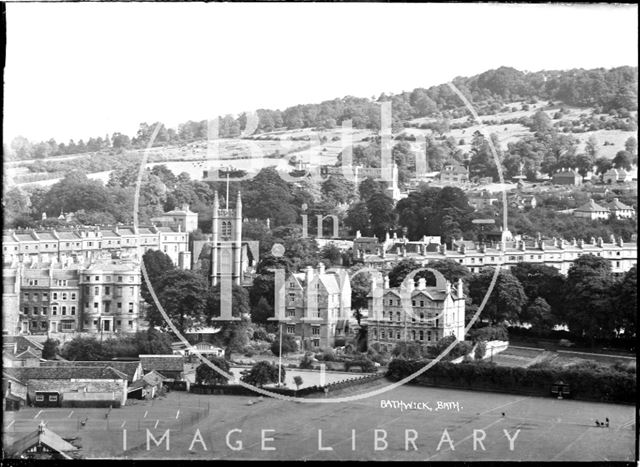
<box><xmin>552</xmin><ymin>169</ymin><xmax>582</xmax><ymax>186</ymax></box>
<box><xmin>367</xmin><ymin>271</ymin><xmax>466</xmax><ymax>352</ymax></box>
<box><xmin>275</xmin><ymin>264</ymin><xmax>352</xmax><ymax>351</ymax></box>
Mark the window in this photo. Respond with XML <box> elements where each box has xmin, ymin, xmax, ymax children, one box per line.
<box><xmin>62</xmin><ymin>306</ymin><xmax>67</xmax><ymax>315</ymax></box>
<box><xmin>116</xmin><ymin>287</ymin><xmax>122</xmax><ymax>297</ymax></box>
<box><xmin>43</xmin><ymin>292</ymin><xmax>48</xmax><ymax>300</ymax></box>
<box><xmin>128</xmin><ymin>321</ymin><xmax>133</xmax><ymax>328</ymax></box>
<box><xmin>94</xmin><ymin>302</ymin><xmax>99</xmax><ymax>309</ymax></box>
<box><xmin>117</xmin><ymin>302</ymin><xmax>122</xmax><ymax>309</ymax></box>
<box><xmin>286</xmin><ymin>325</ymin><xmax>295</xmax><ymax>334</ymax></box>
<box><xmin>105</xmin><ymin>286</ymin><xmax>111</xmax><ymax>295</ymax></box>
<box><xmin>427</xmin><ymin>331</ymin><xmax>432</xmax><ymax>341</ymax></box>
<box><xmin>436</xmin><ymin>319</ymin><xmax>440</xmax><ymax>328</ymax></box>
<box><xmin>106</xmin><ymin>275</ymin><xmax>112</xmax><ymax>281</ymax></box>
<box><xmin>381</xmin><ymin>330</ymin><xmax>386</xmax><ymax>339</ymax></box>
<box><xmin>420</xmin><ymin>300</ymin><xmax>424</xmax><ymax>307</ymax></box>
<box><xmin>49</xmin><ymin>395</ymin><xmax>58</xmax><ymax>402</ymax></box>
<box><xmin>24</xmin><ymin>292</ymin><xmax>30</xmax><ymax>300</ymax></box>
<box><xmin>33</xmin><ymin>293</ymin><xmax>39</xmax><ymax>301</ymax></box>
<box><xmin>286</xmin><ymin>309</ymin><xmax>296</xmax><ymax>318</ymax></box>
<box><xmin>412</xmin><ymin>330</ymin><xmax>416</xmax><ymax>340</ymax></box>
<box><xmin>312</xmin><ymin>327</ymin><xmax>320</xmax><ymax>335</ymax></box>
<box><xmin>62</xmin><ymin>321</ymin><xmax>74</xmax><ymax>331</ymax></box>
<box><xmin>396</xmin><ymin>312</ymin><xmax>401</xmax><ymax>322</ymax></box>
<box><xmin>118</xmin><ymin>276</ymin><xmax>123</xmax><ymax>282</ymax></box>
<box><xmin>85</xmin><ymin>286</ymin><xmax>90</xmax><ymax>294</ymax></box>
<box><xmin>71</xmin><ymin>306</ymin><xmax>76</xmax><ymax>315</ymax></box>
<box><xmin>53</xmin><ymin>293</ymin><xmax>58</xmax><ymax>300</ymax></box>
<box><xmin>396</xmin><ymin>332</ymin><xmax>401</xmax><ymax>339</ymax></box>
<box><xmin>420</xmin><ymin>312</ymin><xmax>424</xmax><ymax>321</ymax></box>
<box><xmin>42</xmin><ymin>307</ymin><xmax>47</xmax><ymax>315</ymax></box>
<box><xmin>23</xmin><ymin>306</ymin><xmax>29</xmax><ymax>314</ymax></box>
<box><xmin>129</xmin><ymin>287</ymin><xmax>134</xmax><ymax>295</ymax></box>
<box><xmin>52</xmin><ymin>306</ymin><xmax>58</xmax><ymax>315</ymax></box>
<box><xmin>388</xmin><ymin>299</ymin><xmax>393</xmax><ymax>305</ymax></box>
<box><xmin>129</xmin><ymin>276</ymin><xmax>134</xmax><ymax>283</ymax></box>
<box><xmin>71</xmin><ymin>293</ymin><xmax>76</xmax><ymax>300</ymax></box>
<box><xmin>412</xmin><ymin>300</ymin><xmax>416</xmax><ymax>306</ymax></box>
<box><xmin>419</xmin><ymin>330</ymin><xmax>424</xmax><ymax>341</ymax></box>
<box><xmin>62</xmin><ymin>293</ymin><xmax>67</xmax><ymax>300</ymax></box>
<box><xmin>35</xmin><ymin>395</ymin><xmax>44</xmax><ymax>402</ymax></box>
<box><xmin>128</xmin><ymin>302</ymin><xmax>134</xmax><ymax>313</ymax></box>
<box><xmin>117</xmin><ymin>320</ymin><xmax>121</xmax><ymax>326</ymax></box>
<box><xmin>33</xmin><ymin>307</ymin><xmax>38</xmax><ymax>315</ymax></box>
<box><xmin>93</xmin><ymin>320</ymin><xmax>98</xmax><ymax>326</ymax></box>
<box><xmin>85</xmin><ymin>275</ymin><xmax>91</xmax><ymax>281</ymax></box>
<box><xmin>313</xmin><ymin>340</ymin><xmax>320</xmax><ymax>348</ymax></box>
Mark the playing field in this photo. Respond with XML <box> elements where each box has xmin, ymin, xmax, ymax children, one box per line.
<box><xmin>4</xmin><ymin>379</ymin><xmax>634</xmax><ymax>461</ymax></box>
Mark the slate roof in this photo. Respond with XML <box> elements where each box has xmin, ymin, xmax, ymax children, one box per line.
<box><xmin>4</xmin><ymin>336</ymin><xmax>44</xmax><ymax>352</ymax></box>
<box><xmin>608</xmin><ymin>198</ymin><xmax>633</xmax><ymax>211</ymax></box>
<box><xmin>5</xmin><ymin>423</ymin><xmax>79</xmax><ymax>458</ymax></box>
<box><xmin>575</xmin><ymin>199</ymin><xmax>610</xmax><ymax>213</ymax></box>
<box><xmin>40</xmin><ymin>361</ymin><xmax>142</xmax><ymax>382</ymax></box>
<box><xmin>5</xmin><ymin>366</ymin><xmax>128</xmax><ymax>381</ymax></box>
<box><xmin>139</xmin><ymin>355</ymin><xmax>184</xmax><ymax>372</ymax></box>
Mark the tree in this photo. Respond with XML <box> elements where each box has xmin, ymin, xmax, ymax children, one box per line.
<box><xmin>293</xmin><ymin>375</ymin><xmax>304</xmax><ymax>390</ymax></box>
<box><xmin>195</xmin><ymin>358</ymin><xmax>231</xmax><ymax>385</ymax></box>
<box><xmin>320</xmin><ymin>244</ymin><xmax>342</xmax><ymax>266</ymax></box>
<box><xmin>270</xmin><ymin>333</ymin><xmax>298</xmax><ymax>356</ymax></box>
<box><xmin>350</xmin><ymin>269</ymin><xmax>373</xmax><ymax>324</ymax></box>
<box><xmin>510</xmin><ymin>263</ymin><xmax>565</xmax><ymax>321</ymax></box>
<box><xmin>612</xmin><ymin>150</ymin><xmax>632</xmax><ymax>170</ymax></box>
<box><xmin>240</xmin><ymin>361</ymin><xmax>286</xmax><ymax>387</ymax></box>
<box><xmin>321</xmin><ymin>174</ymin><xmax>356</xmax><ymax>205</ymax></box>
<box><xmin>562</xmin><ymin>255</ymin><xmax>616</xmax><ymax>343</ymax></box>
<box><xmin>468</xmin><ymin>269</ymin><xmax>527</xmax><ymax>325</ymax></box>
<box><xmin>205</xmin><ymin>284</ymin><xmax>250</xmax><ymax>322</ymax></box>
<box><xmin>594</xmin><ymin>157</ymin><xmax>613</xmax><ymax>176</ymax></box>
<box><xmin>585</xmin><ymin>135</ymin><xmax>599</xmax><ymax>159</ymax></box>
<box><xmin>42</xmin><ymin>338</ymin><xmax>60</xmax><ymax>360</ymax></box>
<box><xmin>612</xmin><ymin>265</ymin><xmax>637</xmax><ymax>339</ymax></box>
<box><xmin>61</xmin><ymin>336</ymin><xmax>106</xmax><ymax>361</ymax></box>
<box><xmin>145</xmin><ymin>269</ymin><xmax>209</xmax><ymax>334</ymax></box>
<box><xmin>624</xmin><ymin>136</ymin><xmax>637</xmax><ymax>157</ymax></box>
<box><xmin>141</xmin><ymin>250</ymin><xmax>176</xmax><ymax>306</ymax></box>
<box><xmin>367</xmin><ymin>192</ymin><xmax>396</xmax><ymax>239</ymax></box>
<box><xmin>251</xmin><ymin>297</ymin><xmax>274</xmax><ymax>325</ymax></box>
<box><xmin>526</xmin><ymin>297</ymin><xmax>554</xmax><ymax>332</ymax></box>
<box><xmin>135</xmin><ymin>328</ymin><xmax>173</xmax><ymax>355</ymax></box>
<box><xmin>345</xmin><ymin>201</ymin><xmax>372</xmax><ymax>236</ymax></box>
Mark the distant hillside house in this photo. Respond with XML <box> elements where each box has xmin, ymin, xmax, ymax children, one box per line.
<box><xmin>439</xmin><ymin>163</ymin><xmax>469</xmax><ymax>185</ymax></box>
<box><xmin>552</xmin><ymin>169</ymin><xmax>582</xmax><ymax>186</ymax></box>
<box><xmin>607</xmin><ymin>198</ymin><xmax>635</xmax><ymax>219</ymax></box>
<box><xmin>602</xmin><ymin>168</ymin><xmax>630</xmax><ymax>184</ymax></box>
<box><xmin>573</xmin><ymin>199</ymin><xmax>610</xmax><ymax>220</ymax></box>
<box><xmin>150</xmin><ymin>204</ymin><xmax>199</xmax><ymax>233</ymax></box>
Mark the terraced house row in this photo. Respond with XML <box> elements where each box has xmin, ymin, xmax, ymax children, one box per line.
<box><xmin>3</xmin><ymin>260</ymin><xmax>143</xmax><ymax>337</ymax></box>
<box><xmin>2</xmin><ymin>224</ymin><xmax>191</xmax><ymax>270</ymax></box>
<box><xmin>357</xmin><ymin>234</ymin><xmax>637</xmax><ymax>276</ymax></box>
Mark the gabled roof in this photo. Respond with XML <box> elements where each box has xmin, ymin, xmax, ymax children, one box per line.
<box><xmin>5</xmin><ymin>366</ymin><xmax>127</xmax><ymax>381</ymax></box>
<box><xmin>15</xmin><ymin>347</ymin><xmax>42</xmax><ymax>360</ymax></box>
<box><xmin>318</xmin><ymin>274</ymin><xmax>340</xmax><ymax>295</ymax></box>
<box><xmin>5</xmin><ymin>423</ymin><xmax>78</xmax><ymax>458</ymax></box>
<box><xmin>608</xmin><ymin>199</ymin><xmax>633</xmax><ymax>211</ymax></box>
<box><xmin>575</xmin><ymin>199</ymin><xmax>610</xmax><ymax>213</ymax></box>
<box><xmin>139</xmin><ymin>355</ymin><xmax>184</xmax><ymax>372</ymax></box>
<box><xmin>4</xmin><ymin>335</ymin><xmax>44</xmax><ymax>352</ymax></box>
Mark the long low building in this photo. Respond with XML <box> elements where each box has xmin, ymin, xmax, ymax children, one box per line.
<box><xmin>359</xmin><ymin>235</ymin><xmax>636</xmax><ymax>276</ymax></box>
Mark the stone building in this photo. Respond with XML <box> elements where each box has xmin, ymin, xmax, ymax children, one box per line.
<box><xmin>275</xmin><ymin>264</ymin><xmax>352</xmax><ymax>350</ymax></box>
<box><xmin>573</xmin><ymin>199</ymin><xmax>610</xmax><ymax>220</ymax></box>
<box><xmin>367</xmin><ymin>270</ymin><xmax>466</xmax><ymax>352</ymax></box>
<box><xmin>552</xmin><ymin>168</ymin><xmax>582</xmax><ymax>186</ymax></box>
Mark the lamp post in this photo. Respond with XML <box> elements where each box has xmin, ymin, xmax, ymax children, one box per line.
<box><xmin>278</xmin><ymin>321</ymin><xmax>283</xmax><ymax>387</ymax></box>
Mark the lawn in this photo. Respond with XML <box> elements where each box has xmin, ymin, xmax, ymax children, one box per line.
<box><xmin>5</xmin><ymin>379</ymin><xmax>633</xmax><ymax>461</ymax></box>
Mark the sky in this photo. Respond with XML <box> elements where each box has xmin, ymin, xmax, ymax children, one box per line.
<box><xmin>4</xmin><ymin>2</ymin><xmax>638</xmax><ymax>143</ymax></box>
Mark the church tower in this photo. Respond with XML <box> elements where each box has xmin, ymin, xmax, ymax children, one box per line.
<box><xmin>211</xmin><ymin>191</ymin><xmax>243</xmax><ymax>286</ymax></box>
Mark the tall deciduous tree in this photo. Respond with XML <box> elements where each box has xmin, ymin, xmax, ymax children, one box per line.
<box><xmin>469</xmin><ymin>269</ymin><xmax>527</xmax><ymax>325</ymax></box>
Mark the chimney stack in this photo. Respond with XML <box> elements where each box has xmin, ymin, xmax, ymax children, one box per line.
<box><xmin>457</xmin><ymin>278</ymin><xmax>464</xmax><ymax>299</ymax></box>
<box><xmin>617</xmin><ymin>237</ymin><xmax>624</xmax><ymax>247</ymax></box>
<box><xmin>597</xmin><ymin>237</ymin><xmax>603</xmax><ymax>247</ymax></box>
<box><xmin>383</xmin><ymin>275</ymin><xmax>390</xmax><ymax>289</ymax></box>
<box><xmin>318</xmin><ymin>262</ymin><xmax>325</xmax><ymax>275</ymax></box>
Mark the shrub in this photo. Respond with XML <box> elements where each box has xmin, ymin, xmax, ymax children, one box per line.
<box><xmin>467</xmin><ymin>325</ymin><xmax>509</xmax><ymax>343</ymax></box>
<box><xmin>299</xmin><ymin>353</ymin><xmax>315</xmax><ymax>369</ymax></box>
<box><xmin>344</xmin><ymin>357</ymin><xmax>377</xmax><ymax>373</ymax></box>
<box><xmin>195</xmin><ymin>358</ymin><xmax>231</xmax><ymax>385</ymax></box>
<box><xmin>474</xmin><ymin>341</ymin><xmax>487</xmax><ymax>360</ymax></box>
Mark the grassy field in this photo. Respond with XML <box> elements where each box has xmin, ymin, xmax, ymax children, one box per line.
<box><xmin>4</xmin><ymin>380</ymin><xmax>634</xmax><ymax>461</ymax></box>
